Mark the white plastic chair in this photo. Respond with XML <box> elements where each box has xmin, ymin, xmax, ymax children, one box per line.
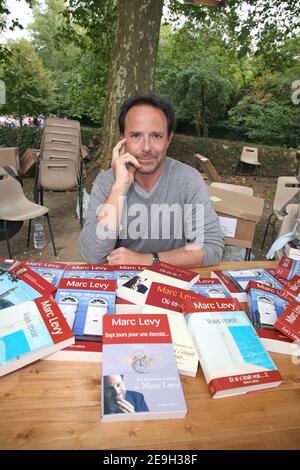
<box><xmin>0</xmin><ymin>167</ymin><xmax>57</xmax><ymax>257</ymax></box>
<box><xmin>261</xmin><ymin>176</ymin><xmax>300</xmax><ymax>249</ymax></box>
<box><xmin>238</xmin><ymin>146</ymin><xmax>261</xmax><ymax>179</ymax></box>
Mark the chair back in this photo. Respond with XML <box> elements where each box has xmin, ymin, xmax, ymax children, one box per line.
<box><xmin>43</xmin><ymin>132</ymin><xmax>80</xmax><ymax>146</ymax></box>
<box><xmin>277</xmin><ymin>204</ymin><xmax>299</xmax><ymax>239</ymax></box>
<box><xmin>39</xmin><ymin>160</ymin><xmax>78</xmax><ymax>191</ymax></box>
<box><xmin>211</xmin><ymin>182</ymin><xmax>253</xmax><ymax>196</ymax></box>
<box><xmin>44</xmin><ymin>117</ymin><xmax>80</xmax><ymax>129</ymax></box>
<box><xmin>273</xmin><ymin>176</ymin><xmax>300</xmax><ymax>219</ymax></box>
<box><xmin>0</xmin><ymin>167</ymin><xmax>28</xmax><ymax>215</ymax></box>
<box><xmin>240</xmin><ymin>147</ymin><xmax>260</xmax><ymax>166</ymax></box>
<box><xmin>0</xmin><ymin>147</ymin><xmax>19</xmax><ymax>173</ymax></box>
<box><xmin>44</xmin><ymin>125</ymin><xmax>79</xmax><ymax>137</ymax></box>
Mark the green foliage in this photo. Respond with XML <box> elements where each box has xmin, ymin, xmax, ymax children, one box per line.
<box><xmin>0</xmin><ymin>38</ymin><xmax>54</xmax><ymax>119</ymax></box>
<box><xmin>156</xmin><ymin>23</ymin><xmax>239</xmax><ymax>136</ymax></box>
<box><xmin>0</xmin><ymin>126</ymin><xmax>42</xmax><ymax>156</ymax></box>
<box><xmin>168</xmin><ymin>133</ymin><xmax>297</xmax><ymax>178</ymax></box>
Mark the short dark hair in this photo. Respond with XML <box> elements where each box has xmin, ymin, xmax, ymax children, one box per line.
<box><xmin>118</xmin><ymin>92</ymin><xmax>176</xmax><ymax>136</ymax></box>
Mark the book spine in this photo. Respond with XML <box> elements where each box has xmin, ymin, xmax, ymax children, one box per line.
<box><xmin>209</xmin><ymin>370</ymin><xmax>283</xmax><ymax>396</ymax></box>
<box><xmin>275</xmin><ymin>323</ymin><xmax>299</xmax><ymax>343</ymax></box>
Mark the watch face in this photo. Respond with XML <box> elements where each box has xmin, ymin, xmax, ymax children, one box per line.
<box><xmin>131</xmin><ymin>350</ymin><xmax>151</xmax><ymax>373</ymax></box>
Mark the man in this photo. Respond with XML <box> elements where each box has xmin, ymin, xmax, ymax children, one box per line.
<box><xmin>80</xmin><ymin>92</ymin><xmax>224</xmax><ymax>267</ymax></box>
<box><xmin>103</xmin><ymin>374</ymin><xmax>149</xmax><ymax>414</ymax></box>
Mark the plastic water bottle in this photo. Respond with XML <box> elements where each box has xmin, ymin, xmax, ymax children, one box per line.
<box><xmin>33</xmin><ymin>222</ymin><xmax>46</xmax><ymax>249</ymax></box>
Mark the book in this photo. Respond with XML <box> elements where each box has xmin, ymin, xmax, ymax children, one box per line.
<box><xmin>62</xmin><ymin>263</ymin><xmax>115</xmax><ymax>280</ymax></box>
<box><xmin>0</xmin><ymin>258</ymin><xmax>17</xmax><ymax>272</ymax></box>
<box><xmin>284</xmin><ymin>240</ymin><xmax>300</xmax><ymax>260</ymax></box>
<box><xmin>0</xmin><ymin>297</ymin><xmax>74</xmax><ymax>377</ymax></box>
<box><xmin>275</xmin><ymin>256</ymin><xmax>300</xmax><ymax>280</ymax></box>
<box><xmin>116</xmin><ymin>261</ymin><xmax>199</xmax><ymax>307</ymax></box>
<box><xmin>278</xmin><ymin>275</ymin><xmax>300</xmax><ymax>302</ymax></box>
<box><xmin>190</xmin><ymin>278</ymin><xmax>232</xmax><ymax>298</ymax></box>
<box><xmin>0</xmin><ymin>262</ymin><xmax>56</xmax><ymax>311</ymax></box>
<box><xmin>274</xmin><ymin>300</ymin><xmax>300</xmax><ymax>344</ymax></box>
<box><xmin>211</xmin><ymin>268</ymin><xmax>283</xmax><ymax>302</ymax></box>
<box><xmin>114</xmin><ymin>265</ymin><xmax>148</xmax><ymax>314</ymax></box>
<box><xmin>101</xmin><ymin>314</ymin><xmax>187</xmax><ymax>421</ymax></box>
<box><xmin>141</xmin><ymin>282</ymin><xmax>199</xmax><ymax>377</ymax></box>
<box><xmin>24</xmin><ymin>260</ymin><xmax>67</xmax><ymax>287</ymax></box>
<box><xmin>246</xmin><ymin>281</ymin><xmax>293</xmax><ymax>354</ymax></box>
<box><xmin>45</xmin><ymin>278</ymin><xmax>116</xmax><ymax>362</ymax></box>
<box><xmin>113</xmin><ymin>265</ymin><xmax>148</xmax><ymax>289</ymax></box>
<box><xmin>183</xmin><ymin>297</ymin><xmax>283</xmax><ymax>398</ymax></box>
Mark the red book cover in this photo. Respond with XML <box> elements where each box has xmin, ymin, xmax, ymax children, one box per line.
<box><xmin>149</xmin><ymin>262</ymin><xmax>199</xmax><ymax>284</ymax></box>
<box><xmin>278</xmin><ymin>275</ymin><xmax>300</xmax><ymax>302</ymax></box>
<box><xmin>182</xmin><ymin>296</ymin><xmax>242</xmax><ymax>315</ymax></box>
<box><xmin>274</xmin><ymin>301</ymin><xmax>300</xmax><ymax>344</ymax></box>
<box><xmin>10</xmin><ymin>262</ymin><xmax>56</xmax><ymax>295</ymax></box>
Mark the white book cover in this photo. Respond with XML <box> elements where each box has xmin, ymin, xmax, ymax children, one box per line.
<box><xmin>141</xmin><ymin>282</ymin><xmax>199</xmax><ymax>376</ymax></box>
<box><xmin>186</xmin><ymin>309</ymin><xmax>283</xmax><ymax>398</ymax></box>
<box><xmin>0</xmin><ymin>297</ymin><xmax>74</xmax><ymax>377</ymax></box>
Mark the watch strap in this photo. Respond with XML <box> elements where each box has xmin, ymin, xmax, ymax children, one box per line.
<box><xmin>151</xmin><ymin>252</ymin><xmax>160</xmax><ymax>264</ymax></box>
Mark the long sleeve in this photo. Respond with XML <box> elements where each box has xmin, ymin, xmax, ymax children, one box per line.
<box><xmin>79</xmin><ymin>170</ymin><xmax>118</xmax><ymax>263</ymax></box>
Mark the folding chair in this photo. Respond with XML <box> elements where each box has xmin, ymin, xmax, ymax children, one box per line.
<box><xmin>261</xmin><ymin>176</ymin><xmax>300</xmax><ymax>249</ymax></box>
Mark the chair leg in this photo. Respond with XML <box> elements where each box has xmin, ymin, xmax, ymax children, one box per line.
<box><xmin>3</xmin><ymin>221</ymin><xmax>12</xmax><ymax>258</ymax></box>
<box><xmin>40</xmin><ymin>188</ymin><xmax>44</xmax><ymax>206</ymax></box>
<box><xmin>44</xmin><ymin>213</ymin><xmax>57</xmax><ymax>257</ymax></box>
<box><xmin>261</xmin><ymin>213</ymin><xmax>274</xmax><ymax>249</ymax></box>
<box><xmin>272</xmin><ymin>218</ymin><xmax>279</xmax><ymax>243</ymax></box>
<box><xmin>244</xmin><ymin>248</ymin><xmax>251</xmax><ymax>261</ymax></box>
<box><xmin>27</xmin><ymin>219</ymin><xmax>32</xmax><ymax>246</ymax></box>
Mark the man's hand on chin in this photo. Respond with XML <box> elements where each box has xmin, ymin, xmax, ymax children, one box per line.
<box><xmin>107</xmin><ymin>247</ymin><xmax>152</xmax><ymax>265</ymax></box>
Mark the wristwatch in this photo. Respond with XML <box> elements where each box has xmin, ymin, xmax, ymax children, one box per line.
<box><xmin>151</xmin><ymin>252</ymin><xmax>160</xmax><ymax>264</ymax></box>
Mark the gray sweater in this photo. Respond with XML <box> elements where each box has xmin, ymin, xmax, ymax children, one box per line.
<box><xmin>79</xmin><ymin>157</ymin><xmax>224</xmax><ymax>266</ymax></box>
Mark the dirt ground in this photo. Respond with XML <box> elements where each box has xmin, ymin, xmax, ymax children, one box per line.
<box><xmin>0</xmin><ymin>174</ymin><xmax>277</xmax><ymax>264</ymax></box>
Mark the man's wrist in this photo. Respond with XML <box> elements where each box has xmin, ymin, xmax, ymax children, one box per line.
<box><xmin>150</xmin><ymin>252</ymin><xmax>160</xmax><ymax>265</ymax></box>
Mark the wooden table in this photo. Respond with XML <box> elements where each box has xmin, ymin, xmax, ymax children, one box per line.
<box><xmin>1</xmin><ymin>261</ymin><xmax>300</xmax><ymax>450</ymax></box>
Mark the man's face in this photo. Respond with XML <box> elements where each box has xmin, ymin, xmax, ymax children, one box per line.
<box><xmin>123</xmin><ymin>104</ymin><xmax>173</xmax><ymax>176</ymax></box>
<box><xmin>105</xmin><ymin>375</ymin><xmax>126</xmax><ymax>403</ymax></box>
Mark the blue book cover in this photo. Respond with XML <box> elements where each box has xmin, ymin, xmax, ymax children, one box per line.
<box><xmin>190</xmin><ymin>278</ymin><xmax>232</xmax><ymax>298</ymax></box>
<box><xmin>55</xmin><ymin>278</ymin><xmax>116</xmax><ymax>339</ymax></box>
<box><xmin>246</xmin><ymin>281</ymin><xmax>293</xmax><ymax>354</ymax></box>
<box><xmin>0</xmin><ymin>270</ymin><xmax>42</xmax><ymax>311</ymax></box>
<box><xmin>63</xmin><ymin>263</ymin><xmax>115</xmax><ymax>280</ymax></box>
<box><xmin>222</xmin><ymin>268</ymin><xmax>283</xmax><ymax>291</ymax></box>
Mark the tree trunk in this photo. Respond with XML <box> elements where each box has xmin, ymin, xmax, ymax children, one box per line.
<box><xmin>95</xmin><ymin>0</ymin><xmax>164</xmax><ymax>171</ymax></box>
